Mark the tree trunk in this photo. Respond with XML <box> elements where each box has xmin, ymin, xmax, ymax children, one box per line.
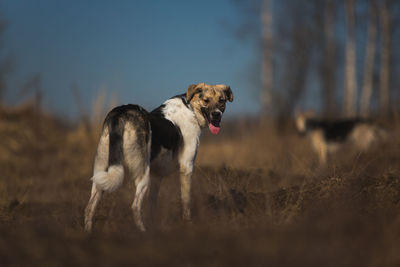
<box><xmin>322</xmin><ymin>0</ymin><xmax>337</xmax><ymax>117</ymax></box>
<box><xmin>360</xmin><ymin>1</ymin><xmax>377</xmax><ymax>117</ymax></box>
<box><xmin>344</xmin><ymin>0</ymin><xmax>357</xmax><ymax>117</ymax></box>
<box><xmin>379</xmin><ymin>0</ymin><xmax>392</xmax><ymax>116</ymax></box>
<box><xmin>260</xmin><ymin>0</ymin><xmax>273</xmax><ymax>116</ymax></box>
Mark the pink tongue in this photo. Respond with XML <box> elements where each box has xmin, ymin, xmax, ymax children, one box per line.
<box><xmin>209</xmin><ymin>123</ymin><xmax>220</xmax><ymax>135</ymax></box>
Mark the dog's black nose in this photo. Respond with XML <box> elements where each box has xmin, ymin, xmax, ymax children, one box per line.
<box><xmin>212</xmin><ymin>111</ymin><xmax>221</xmax><ymax>120</ymax></box>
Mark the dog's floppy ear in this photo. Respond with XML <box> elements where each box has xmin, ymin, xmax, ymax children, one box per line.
<box><xmin>186</xmin><ymin>83</ymin><xmax>202</xmax><ymax>102</ymax></box>
<box><xmin>224</xmin><ymin>86</ymin><xmax>234</xmax><ymax>102</ymax></box>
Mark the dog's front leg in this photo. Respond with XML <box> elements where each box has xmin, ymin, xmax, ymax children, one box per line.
<box><xmin>178</xmin><ymin>135</ymin><xmax>199</xmax><ymax>222</ymax></box>
<box><xmin>179</xmin><ymin>166</ymin><xmax>193</xmax><ymax>221</ymax></box>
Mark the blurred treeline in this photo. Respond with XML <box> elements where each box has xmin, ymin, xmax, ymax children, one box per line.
<box><xmin>232</xmin><ymin>0</ymin><xmax>400</xmax><ymax>120</ymax></box>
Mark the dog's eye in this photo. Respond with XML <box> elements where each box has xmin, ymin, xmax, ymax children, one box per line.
<box><xmin>219</xmin><ymin>98</ymin><xmax>225</xmax><ymax>103</ymax></box>
<box><xmin>203</xmin><ymin>98</ymin><xmax>209</xmax><ymax>104</ymax></box>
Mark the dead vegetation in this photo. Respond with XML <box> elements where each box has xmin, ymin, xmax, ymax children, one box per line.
<box><xmin>1</xmin><ymin>104</ymin><xmax>400</xmax><ymax>266</ymax></box>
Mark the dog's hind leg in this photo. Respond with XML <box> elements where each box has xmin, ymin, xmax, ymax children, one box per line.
<box><xmin>84</xmin><ymin>184</ymin><xmax>103</xmax><ymax>232</ymax></box>
<box><xmin>123</xmin><ymin>121</ymin><xmax>151</xmax><ymax>231</ymax></box>
<box><xmin>311</xmin><ymin>130</ymin><xmax>327</xmax><ymax>164</ymax></box>
<box><xmin>84</xmin><ymin>127</ymin><xmax>109</xmax><ymax>232</ymax></box>
<box><xmin>132</xmin><ymin>167</ymin><xmax>150</xmax><ymax>231</ymax></box>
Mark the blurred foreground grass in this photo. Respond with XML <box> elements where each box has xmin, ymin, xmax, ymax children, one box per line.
<box><xmin>1</xmin><ymin>104</ymin><xmax>400</xmax><ymax>266</ymax></box>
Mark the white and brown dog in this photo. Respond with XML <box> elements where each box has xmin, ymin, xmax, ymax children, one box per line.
<box><xmin>84</xmin><ymin>83</ymin><xmax>233</xmax><ymax>232</ymax></box>
<box><xmin>295</xmin><ymin>111</ymin><xmax>386</xmax><ymax>164</ymax></box>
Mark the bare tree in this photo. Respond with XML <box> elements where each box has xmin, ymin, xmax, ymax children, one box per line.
<box><xmin>344</xmin><ymin>0</ymin><xmax>358</xmax><ymax>117</ymax></box>
<box><xmin>260</xmin><ymin>0</ymin><xmax>274</xmax><ymax>116</ymax></box>
<box><xmin>321</xmin><ymin>0</ymin><xmax>337</xmax><ymax>117</ymax></box>
<box><xmin>360</xmin><ymin>0</ymin><xmax>378</xmax><ymax>117</ymax></box>
<box><xmin>273</xmin><ymin>1</ymin><xmax>318</xmax><ymax>122</ymax></box>
<box><xmin>231</xmin><ymin>0</ymin><xmax>400</xmax><ymax>120</ymax></box>
<box><xmin>378</xmin><ymin>0</ymin><xmax>392</xmax><ymax>116</ymax></box>
<box><xmin>0</xmin><ymin>16</ymin><xmax>13</xmax><ymax>103</ymax></box>
<box><xmin>278</xmin><ymin>29</ymin><xmax>311</xmax><ymax>119</ymax></box>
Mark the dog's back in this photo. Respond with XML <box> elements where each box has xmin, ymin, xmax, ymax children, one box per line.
<box><xmin>305</xmin><ymin>118</ymin><xmax>368</xmax><ymax>143</ymax></box>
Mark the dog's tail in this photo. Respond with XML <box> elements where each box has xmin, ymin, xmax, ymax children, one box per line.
<box><xmin>92</xmin><ymin>117</ymin><xmax>125</xmax><ymax>192</ymax></box>
<box><xmin>92</xmin><ymin>165</ymin><xmax>124</xmax><ymax>192</ymax></box>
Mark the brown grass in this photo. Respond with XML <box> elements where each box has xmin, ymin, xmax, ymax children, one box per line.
<box><xmin>1</xmin><ymin>104</ymin><xmax>400</xmax><ymax>266</ymax></box>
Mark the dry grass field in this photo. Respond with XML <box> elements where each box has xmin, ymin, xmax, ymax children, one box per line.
<box><xmin>1</xmin><ymin>104</ymin><xmax>400</xmax><ymax>266</ymax></box>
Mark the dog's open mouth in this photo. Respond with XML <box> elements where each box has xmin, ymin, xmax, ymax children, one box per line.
<box><xmin>209</xmin><ymin>120</ymin><xmax>221</xmax><ymax>135</ymax></box>
<box><xmin>202</xmin><ymin>108</ymin><xmax>221</xmax><ymax>135</ymax></box>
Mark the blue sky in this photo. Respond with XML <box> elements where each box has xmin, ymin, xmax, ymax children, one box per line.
<box><xmin>1</xmin><ymin>1</ymin><xmax>260</xmax><ymax>119</ymax></box>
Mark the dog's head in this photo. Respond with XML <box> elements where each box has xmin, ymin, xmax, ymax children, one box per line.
<box><xmin>295</xmin><ymin>110</ymin><xmax>315</xmax><ymax>134</ymax></box>
<box><xmin>186</xmin><ymin>83</ymin><xmax>234</xmax><ymax>134</ymax></box>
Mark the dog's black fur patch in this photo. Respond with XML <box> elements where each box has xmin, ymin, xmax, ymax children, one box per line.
<box><xmin>306</xmin><ymin>118</ymin><xmax>368</xmax><ymax>142</ymax></box>
<box><xmin>149</xmin><ymin>104</ymin><xmax>182</xmax><ymax>161</ymax></box>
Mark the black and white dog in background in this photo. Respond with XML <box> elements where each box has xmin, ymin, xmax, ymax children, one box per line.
<box><xmin>295</xmin><ymin>111</ymin><xmax>386</xmax><ymax>164</ymax></box>
<box><xmin>84</xmin><ymin>83</ymin><xmax>233</xmax><ymax>232</ymax></box>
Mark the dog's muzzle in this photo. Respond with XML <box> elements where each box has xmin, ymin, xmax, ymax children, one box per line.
<box><xmin>202</xmin><ymin>108</ymin><xmax>222</xmax><ymax>135</ymax></box>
